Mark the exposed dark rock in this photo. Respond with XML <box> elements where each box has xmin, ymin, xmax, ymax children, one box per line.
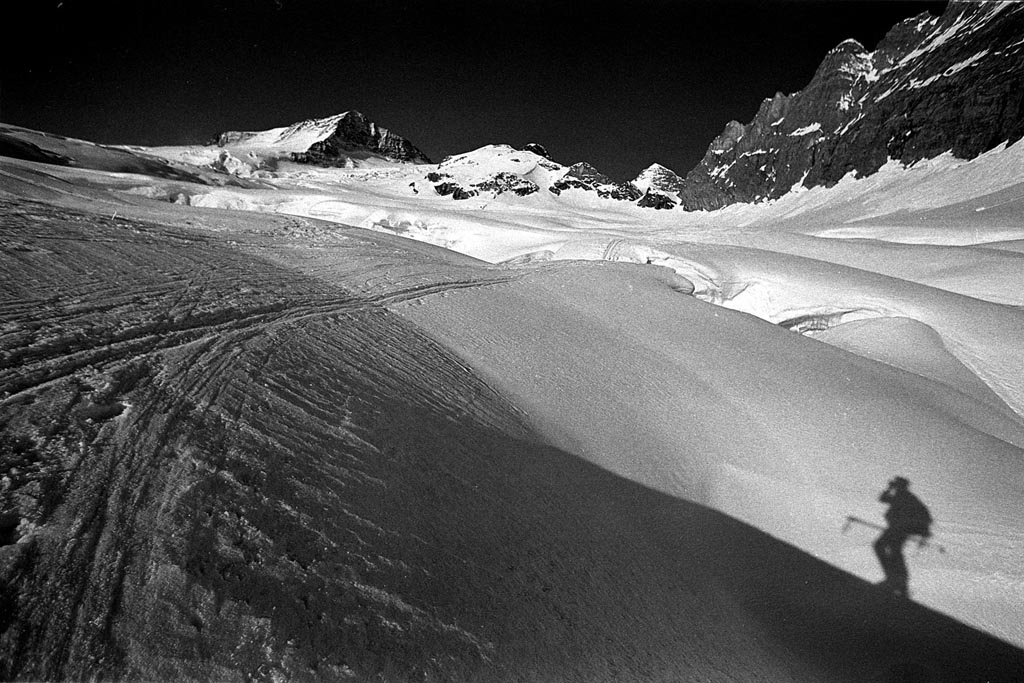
<box><xmin>0</xmin><ymin>512</ymin><xmax>21</xmax><ymax>546</ymax></box>
<box><xmin>433</xmin><ymin>182</ymin><xmax>478</xmax><ymax>200</ymax></box>
<box><xmin>471</xmin><ymin>172</ymin><xmax>539</xmax><ymax>197</ymax></box>
<box><xmin>637</xmin><ymin>189</ymin><xmax>677</xmax><ymax>210</ymax></box>
<box><xmin>566</xmin><ymin>162</ymin><xmax>613</xmax><ymax>186</ymax></box>
<box><xmin>291</xmin><ymin>111</ymin><xmax>432</xmax><ymax>166</ymax></box>
<box><xmin>547</xmin><ymin>162</ymin><xmax>640</xmax><ymax>201</ymax></box>
<box><xmin>522</xmin><ymin>143</ymin><xmax>552</xmax><ymax>159</ymax></box>
<box><xmin>435</xmin><ymin>172</ymin><xmax>537</xmax><ymax>200</ymax></box>
<box><xmin>598</xmin><ymin>183</ymin><xmax>642</xmax><ymax>201</ymax></box>
<box><xmin>433</xmin><ymin>182</ymin><xmax>463</xmax><ymax>197</ymax></box>
<box><xmin>452</xmin><ymin>187</ymin><xmax>479</xmax><ymax>200</ymax></box>
<box><xmin>549</xmin><ymin>177</ymin><xmax>587</xmax><ymax>195</ymax></box>
<box><xmin>677</xmin><ymin>2</ymin><xmax>1024</xmax><ymax>210</ymax></box>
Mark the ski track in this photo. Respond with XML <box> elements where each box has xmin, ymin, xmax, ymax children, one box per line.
<box><xmin>3</xmin><ymin>133</ymin><xmax>1024</xmax><ymax>679</ymax></box>
<box><xmin>0</xmin><ymin>199</ymin><xmax>512</xmax><ymax>406</ymax></box>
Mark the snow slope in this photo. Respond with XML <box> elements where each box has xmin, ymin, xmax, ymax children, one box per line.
<box><xmin>397</xmin><ymin>260</ymin><xmax>1024</xmax><ymax>647</ymax></box>
<box><xmin>3</xmin><ymin>126</ymin><xmax>1024</xmax><ymax>678</ymax></box>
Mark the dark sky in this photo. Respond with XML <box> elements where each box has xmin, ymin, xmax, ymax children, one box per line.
<box><xmin>3</xmin><ymin>0</ymin><xmax>946</xmax><ymax>180</ymax></box>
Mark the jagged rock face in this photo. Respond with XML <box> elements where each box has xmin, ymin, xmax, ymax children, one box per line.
<box><xmin>291</xmin><ymin>111</ymin><xmax>431</xmax><ymax>165</ymax></box>
<box><xmin>549</xmin><ymin>162</ymin><xmax>642</xmax><ymax>201</ymax></box>
<box><xmin>637</xmin><ymin>189</ymin><xmax>676</xmax><ymax>210</ymax></box>
<box><xmin>677</xmin><ymin>2</ymin><xmax>1024</xmax><ymax>210</ymax></box>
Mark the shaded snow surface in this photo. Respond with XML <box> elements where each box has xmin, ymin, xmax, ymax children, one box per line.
<box><xmin>1</xmin><ymin>127</ymin><xmax>1024</xmax><ymax>680</ymax></box>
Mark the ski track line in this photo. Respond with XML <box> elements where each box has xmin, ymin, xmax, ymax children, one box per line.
<box><xmin>1</xmin><ymin>278</ymin><xmax>511</xmax><ymax>405</ymax></box>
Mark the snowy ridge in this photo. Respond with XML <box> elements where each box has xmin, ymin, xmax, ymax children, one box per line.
<box><xmin>435</xmin><ymin>144</ymin><xmax>566</xmax><ymax>187</ymax></box>
<box><xmin>215</xmin><ymin>112</ymin><xmax>353</xmax><ymax>153</ymax></box>
<box><xmin>147</xmin><ymin>111</ymin><xmax>432</xmax><ymax>177</ymax></box>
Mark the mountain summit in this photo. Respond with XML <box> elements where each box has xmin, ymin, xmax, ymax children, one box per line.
<box><xmin>675</xmin><ymin>1</ymin><xmax>1024</xmax><ymax>210</ymax></box>
<box><xmin>290</xmin><ymin>111</ymin><xmax>432</xmax><ymax>165</ymax></box>
<box><xmin>214</xmin><ymin>110</ymin><xmax>431</xmax><ymax>166</ymax></box>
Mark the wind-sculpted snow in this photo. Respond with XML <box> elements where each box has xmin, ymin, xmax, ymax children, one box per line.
<box><xmin>399</xmin><ymin>260</ymin><xmax>1024</xmax><ymax>649</ymax></box>
<box><xmin>812</xmin><ymin>317</ymin><xmax>1009</xmax><ymax>408</ymax></box>
<box><xmin>4</xmin><ymin>121</ymin><xmax>1024</xmax><ymax>680</ymax></box>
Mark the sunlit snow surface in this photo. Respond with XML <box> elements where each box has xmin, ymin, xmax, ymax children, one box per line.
<box><xmin>7</xmin><ymin>132</ymin><xmax>1024</xmax><ymax>654</ymax></box>
<box><xmin>166</xmin><ymin>140</ymin><xmax>1024</xmax><ymax>646</ymax></box>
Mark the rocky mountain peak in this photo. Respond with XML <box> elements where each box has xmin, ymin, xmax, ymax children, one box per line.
<box><xmin>566</xmin><ymin>162</ymin><xmax>613</xmax><ymax>186</ymax></box>
<box><xmin>633</xmin><ymin>163</ymin><xmax>684</xmax><ymax>194</ymax></box>
<box><xmin>813</xmin><ymin>38</ymin><xmax>869</xmax><ymax>80</ymax></box>
<box><xmin>293</xmin><ymin>111</ymin><xmax>431</xmax><ymax>165</ymax></box>
<box><xmin>675</xmin><ymin>1</ymin><xmax>1024</xmax><ymax>210</ymax></box>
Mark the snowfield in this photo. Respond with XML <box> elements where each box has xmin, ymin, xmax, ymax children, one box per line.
<box><xmin>2</xmin><ymin>127</ymin><xmax>1024</xmax><ymax>681</ymax></box>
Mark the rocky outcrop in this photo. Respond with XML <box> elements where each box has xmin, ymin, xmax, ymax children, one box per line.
<box><xmin>473</xmin><ymin>172</ymin><xmax>539</xmax><ymax>197</ymax></box>
<box><xmin>549</xmin><ymin>162</ymin><xmax>642</xmax><ymax>201</ymax></box>
<box><xmin>433</xmin><ymin>181</ymin><xmax>478</xmax><ymax>200</ymax></box>
<box><xmin>565</xmin><ymin>162</ymin><xmax>613</xmax><ymax>186</ymax></box>
<box><xmin>522</xmin><ymin>143</ymin><xmax>551</xmax><ymax>159</ymax></box>
<box><xmin>291</xmin><ymin>111</ymin><xmax>431</xmax><ymax>166</ymax></box>
<box><xmin>677</xmin><ymin>2</ymin><xmax>1024</xmax><ymax>210</ymax></box>
<box><xmin>598</xmin><ymin>183</ymin><xmax>643</xmax><ymax>201</ymax></box>
<box><xmin>636</xmin><ymin>189</ymin><xmax>676</xmax><ymax>210</ymax></box>
<box><xmin>430</xmin><ymin>172</ymin><xmax>537</xmax><ymax>200</ymax></box>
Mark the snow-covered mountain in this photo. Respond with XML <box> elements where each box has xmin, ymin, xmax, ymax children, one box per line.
<box><xmin>150</xmin><ymin>110</ymin><xmax>430</xmax><ymax>178</ymax></box>
<box><xmin>631</xmin><ymin>162</ymin><xmax>684</xmax><ymax>194</ymax></box>
<box><xmin>418</xmin><ymin>144</ymin><xmax>642</xmax><ymax>204</ymax></box>
<box><xmin>287</xmin><ymin>110</ymin><xmax>432</xmax><ymax>166</ymax></box>
<box><xmin>143</xmin><ymin>2</ymin><xmax>1024</xmax><ymax>213</ymax></box>
<box><xmin>214</xmin><ymin>110</ymin><xmax>430</xmax><ymax>164</ymax></box>
<box><xmin>676</xmin><ymin>1</ymin><xmax>1024</xmax><ymax>209</ymax></box>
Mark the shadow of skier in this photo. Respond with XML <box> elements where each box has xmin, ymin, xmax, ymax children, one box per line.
<box><xmin>874</xmin><ymin>476</ymin><xmax>932</xmax><ymax>598</ymax></box>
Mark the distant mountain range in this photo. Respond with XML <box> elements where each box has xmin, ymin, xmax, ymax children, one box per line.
<box><xmin>210</xmin><ymin>1</ymin><xmax>1020</xmax><ymax>211</ymax></box>
<box><xmin>1</xmin><ymin>1</ymin><xmax>1019</xmax><ymax>215</ymax></box>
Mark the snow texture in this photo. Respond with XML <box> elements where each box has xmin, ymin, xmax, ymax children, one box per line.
<box><xmin>2</xmin><ymin>121</ymin><xmax>1024</xmax><ymax>680</ymax></box>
